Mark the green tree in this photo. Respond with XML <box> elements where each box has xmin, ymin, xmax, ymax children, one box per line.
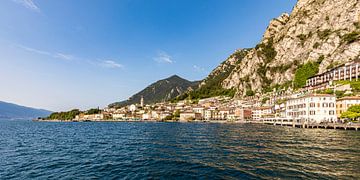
<box><xmin>246</xmin><ymin>89</ymin><xmax>255</xmax><ymax>97</ymax></box>
<box><xmin>347</xmin><ymin>105</ymin><xmax>360</xmax><ymax>113</ymax></box>
<box><xmin>341</xmin><ymin>105</ymin><xmax>360</xmax><ymax>121</ymax></box>
<box><xmin>294</xmin><ymin>61</ymin><xmax>320</xmax><ymax>89</ymax></box>
<box><xmin>86</xmin><ymin>108</ymin><xmax>101</xmax><ymax>115</ymax></box>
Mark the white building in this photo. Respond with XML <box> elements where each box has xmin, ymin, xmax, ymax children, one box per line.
<box><xmin>252</xmin><ymin>106</ymin><xmax>273</xmax><ymax>120</ymax></box>
<box><xmin>129</xmin><ymin>104</ymin><xmax>137</xmax><ymax>112</ymax></box>
<box><xmin>112</xmin><ymin>113</ymin><xmax>126</xmax><ymax>119</ymax></box>
<box><xmin>286</xmin><ymin>94</ymin><xmax>336</xmax><ymax>123</ymax></box>
<box><xmin>179</xmin><ymin>112</ymin><xmax>195</xmax><ymax>122</ymax></box>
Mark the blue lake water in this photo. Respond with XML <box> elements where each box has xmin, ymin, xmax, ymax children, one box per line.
<box><xmin>0</xmin><ymin>120</ymin><xmax>359</xmax><ymax>179</ymax></box>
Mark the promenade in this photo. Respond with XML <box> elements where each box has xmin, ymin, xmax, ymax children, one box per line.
<box><xmin>262</xmin><ymin>118</ymin><xmax>360</xmax><ymax>131</ymax></box>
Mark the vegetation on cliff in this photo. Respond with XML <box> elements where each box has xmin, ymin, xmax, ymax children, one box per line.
<box><xmin>173</xmin><ymin>49</ymin><xmax>249</xmax><ymax>101</ymax></box>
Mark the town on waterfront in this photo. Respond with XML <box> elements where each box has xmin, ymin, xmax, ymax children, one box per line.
<box><xmin>41</xmin><ymin>60</ymin><xmax>360</xmax><ymax>130</ymax></box>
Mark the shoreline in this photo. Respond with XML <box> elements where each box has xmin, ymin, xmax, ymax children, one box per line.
<box><xmin>32</xmin><ymin>119</ymin><xmax>360</xmax><ymax>131</ymax></box>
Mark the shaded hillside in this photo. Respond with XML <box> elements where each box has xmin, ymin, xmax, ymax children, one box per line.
<box><xmin>109</xmin><ymin>75</ymin><xmax>199</xmax><ymax>107</ymax></box>
<box><xmin>175</xmin><ymin>49</ymin><xmax>250</xmax><ymax>100</ymax></box>
<box><xmin>0</xmin><ymin>101</ymin><xmax>52</xmax><ymax>120</ymax></box>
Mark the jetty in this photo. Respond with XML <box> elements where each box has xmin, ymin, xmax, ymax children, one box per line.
<box><xmin>261</xmin><ymin>118</ymin><xmax>360</xmax><ymax>131</ymax></box>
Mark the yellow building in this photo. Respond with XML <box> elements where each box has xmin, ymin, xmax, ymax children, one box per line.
<box><xmin>336</xmin><ymin>96</ymin><xmax>360</xmax><ymax>117</ymax></box>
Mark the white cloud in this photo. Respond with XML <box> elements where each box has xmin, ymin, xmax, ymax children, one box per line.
<box><xmin>18</xmin><ymin>45</ymin><xmax>50</xmax><ymax>56</ymax></box>
<box><xmin>154</xmin><ymin>51</ymin><xmax>173</xmax><ymax>64</ymax></box>
<box><xmin>193</xmin><ymin>65</ymin><xmax>205</xmax><ymax>72</ymax></box>
<box><xmin>15</xmin><ymin>44</ymin><xmax>124</xmax><ymax>70</ymax></box>
<box><xmin>16</xmin><ymin>44</ymin><xmax>74</xmax><ymax>61</ymax></box>
<box><xmin>100</xmin><ymin>60</ymin><xmax>124</xmax><ymax>69</ymax></box>
<box><xmin>12</xmin><ymin>0</ymin><xmax>40</xmax><ymax>12</ymax></box>
<box><xmin>54</xmin><ymin>53</ymin><xmax>74</xmax><ymax>61</ymax></box>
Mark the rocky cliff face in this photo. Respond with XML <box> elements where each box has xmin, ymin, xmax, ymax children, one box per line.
<box><xmin>209</xmin><ymin>0</ymin><xmax>360</xmax><ymax>96</ymax></box>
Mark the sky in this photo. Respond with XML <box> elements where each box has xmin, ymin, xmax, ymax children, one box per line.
<box><xmin>0</xmin><ymin>0</ymin><xmax>297</xmax><ymax>111</ymax></box>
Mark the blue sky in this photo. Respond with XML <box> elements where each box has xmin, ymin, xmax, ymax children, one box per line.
<box><xmin>0</xmin><ymin>0</ymin><xmax>297</xmax><ymax>111</ymax></box>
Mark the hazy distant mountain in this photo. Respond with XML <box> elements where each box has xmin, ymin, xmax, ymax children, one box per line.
<box><xmin>0</xmin><ymin>101</ymin><xmax>52</xmax><ymax>120</ymax></box>
<box><xmin>109</xmin><ymin>75</ymin><xmax>199</xmax><ymax>107</ymax></box>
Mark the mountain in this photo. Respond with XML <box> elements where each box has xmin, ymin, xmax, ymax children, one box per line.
<box><xmin>0</xmin><ymin>101</ymin><xmax>52</xmax><ymax>120</ymax></box>
<box><xmin>200</xmin><ymin>0</ymin><xmax>360</xmax><ymax>96</ymax></box>
<box><xmin>109</xmin><ymin>75</ymin><xmax>199</xmax><ymax>107</ymax></box>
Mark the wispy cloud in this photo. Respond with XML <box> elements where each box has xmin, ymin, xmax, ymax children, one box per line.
<box><xmin>154</xmin><ymin>51</ymin><xmax>173</xmax><ymax>64</ymax></box>
<box><xmin>54</xmin><ymin>53</ymin><xmax>74</xmax><ymax>61</ymax></box>
<box><xmin>12</xmin><ymin>0</ymin><xmax>40</xmax><ymax>12</ymax></box>
<box><xmin>99</xmin><ymin>60</ymin><xmax>124</xmax><ymax>69</ymax></box>
<box><xmin>15</xmin><ymin>44</ymin><xmax>124</xmax><ymax>70</ymax></box>
<box><xmin>16</xmin><ymin>44</ymin><xmax>74</xmax><ymax>61</ymax></box>
<box><xmin>193</xmin><ymin>65</ymin><xmax>205</xmax><ymax>72</ymax></box>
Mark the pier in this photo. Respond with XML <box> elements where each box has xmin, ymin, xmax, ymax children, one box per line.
<box><xmin>261</xmin><ymin>118</ymin><xmax>360</xmax><ymax>131</ymax></box>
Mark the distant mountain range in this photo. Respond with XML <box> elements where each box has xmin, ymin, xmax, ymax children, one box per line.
<box><xmin>109</xmin><ymin>75</ymin><xmax>199</xmax><ymax>107</ymax></box>
<box><xmin>0</xmin><ymin>101</ymin><xmax>52</xmax><ymax>120</ymax></box>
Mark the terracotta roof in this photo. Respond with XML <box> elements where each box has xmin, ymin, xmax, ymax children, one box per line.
<box><xmin>337</xmin><ymin>96</ymin><xmax>360</xmax><ymax>101</ymax></box>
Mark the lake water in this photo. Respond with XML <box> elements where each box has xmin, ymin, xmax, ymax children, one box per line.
<box><xmin>0</xmin><ymin>120</ymin><xmax>359</xmax><ymax>179</ymax></box>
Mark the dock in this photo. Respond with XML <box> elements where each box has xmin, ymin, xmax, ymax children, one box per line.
<box><xmin>261</xmin><ymin>118</ymin><xmax>360</xmax><ymax>131</ymax></box>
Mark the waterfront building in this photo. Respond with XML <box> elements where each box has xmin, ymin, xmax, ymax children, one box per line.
<box><xmin>218</xmin><ymin>108</ymin><xmax>230</xmax><ymax>120</ymax></box>
<box><xmin>306</xmin><ymin>60</ymin><xmax>360</xmax><ymax>89</ymax></box>
<box><xmin>112</xmin><ymin>113</ymin><xmax>126</xmax><ymax>120</ymax></box>
<box><xmin>252</xmin><ymin>106</ymin><xmax>273</xmax><ymax>120</ymax></box>
<box><xmin>142</xmin><ymin>113</ymin><xmax>152</xmax><ymax>120</ymax></box>
<box><xmin>286</xmin><ymin>94</ymin><xmax>336</xmax><ymax>123</ymax></box>
<box><xmin>160</xmin><ymin>113</ymin><xmax>171</xmax><ymax>120</ymax></box>
<box><xmin>192</xmin><ymin>106</ymin><xmax>205</xmax><ymax>119</ymax></box>
<box><xmin>204</xmin><ymin>109</ymin><xmax>213</xmax><ymax>120</ymax></box>
<box><xmin>274</xmin><ymin>103</ymin><xmax>286</xmax><ymax>118</ymax></box>
<box><xmin>83</xmin><ymin>114</ymin><xmax>105</xmax><ymax>120</ymax></box>
<box><xmin>179</xmin><ymin>112</ymin><xmax>196</xmax><ymax>121</ymax></box>
<box><xmin>234</xmin><ymin>108</ymin><xmax>252</xmax><ymax>120</ymax></box>
<box><xmin>336</xmin><ymin>96</ymin><xmax>360</xmax><ymax>117</ymax></box>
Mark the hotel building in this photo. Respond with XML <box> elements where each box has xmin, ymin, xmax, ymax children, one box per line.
<box><xmin>286</xmin><ymin>94</ymin><xmax>336</xmax><ymax>123</ymax></box>
<box><xmin>306</xmin><ymin>60</ymin><xmax>360</xmax><ymax>88</ymax></box>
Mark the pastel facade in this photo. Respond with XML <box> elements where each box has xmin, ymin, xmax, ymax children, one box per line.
<box><xmin>179</xmin><ymin>112</ymin><xmax>196</xmax><ymax>121</ymax></box>
<box><xmin>286</xmin><ymin>94</ymin><xmax>336</xmax><ymax>123</ymax></box>
<box><xmin>336</xmin><ymin>96</ymin><xmax>360</xmax><ymax>117</ymax></box>
<box><xmin>252</xmin><ymin>107</ymin><xmax>272</xmax><ymax>120</ymax></box>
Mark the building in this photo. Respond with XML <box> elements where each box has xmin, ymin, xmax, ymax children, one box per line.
<box><xmin>286</xmin><ymin>94</ymin><xmax>336</xmax><ymax>123</ymax></box>
<box><xmin>252</xmin><ymin>106</ymin><xmax>273</xmax><ymax>120</ymax></box>
<box><xmin>129</xmin><ymin>104</ymin><xmax>137</xmax><ymax>112</ymax></box>
<box><xmin>112</xmin><ymin>113</ymin><xmax>126</xmax><ymax>119</ymax></box>
<box><xmin>336</xmin><ymin>96</ymin><xmax>360</xmax><ymax>117</ymax></box>
<box><xmin>140</xmin><ymin>96</ymin><xmax>144</xmax><ymax>107</ymax></box>
<box><xmin>234</xmin><ymin>108</ymin><xmax>252</xmax><ymax>120</ymax></box>
<box><xmin>306</xmin><ymin>60</ymin><xmax>360</xmax><ymax>88</ymax></box>
<box><xmin>179</xmin><ymin>112</ymin><xmax>195</xmax><ymax>121</ymax></box>
<box><xmin>204</xmin><ymin>109</ymin><xmax>213</xmax><ymax>120</ymax></box>
<box><xmin>193</xmin><ymin>106</ymin><xmax>205</xmax><ymax>119</ymax></box>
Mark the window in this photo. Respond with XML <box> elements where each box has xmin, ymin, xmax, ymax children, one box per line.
<box><xmin>329</xmin><ymin>111</ymin><xmax>335</xmax><ymax>115</ymax></box>
<box><xmin>310</xmin><ymin>103</ymin><xmax>315</xmax><ymax>107</ymax></box>
<box><xmin>329</xmin><ymin>103</ymin><xmax>334</xmax><ymax>107</ymax></box>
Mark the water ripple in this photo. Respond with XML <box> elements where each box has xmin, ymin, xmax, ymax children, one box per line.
<box><xmin>0</xmin><ymin>121</ymin><xmax>359</xmax><ymax>179</ymax></box>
